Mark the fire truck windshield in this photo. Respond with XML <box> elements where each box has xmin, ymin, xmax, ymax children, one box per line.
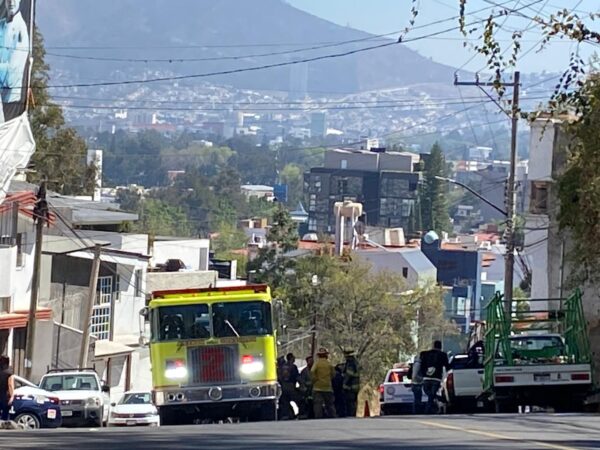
<box><xmin>153</xmin><ymin>301</ymin><xmax>273</xmax><ymax>342</ymax></box>
<box><xmin>212</xmin><ymin>301</ymin><xmax>273</xmax><ymax>338</ymax></box>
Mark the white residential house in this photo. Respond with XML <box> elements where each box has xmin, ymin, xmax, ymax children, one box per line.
<box><xmin>355</xmin><ymin>247</ymin><xmax>437</xmax><ymax>289</ymax></box>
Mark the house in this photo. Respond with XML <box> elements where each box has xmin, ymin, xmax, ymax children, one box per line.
<box><xmin>0</xmin><ymin>190</ymin><xmax>54</xmax><ymax>380</ymax></box>
<box><xmin>354</xmin><ymin>247</ymin><xmax>437</xmax><ymax>289</ymax></box>
<box><xmin>241</xmin><ymin>185</ymin><xmax>275</xmax><ymax>202</ymax></box>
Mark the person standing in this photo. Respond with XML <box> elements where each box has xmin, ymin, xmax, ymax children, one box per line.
<box><xmin>0</xmin><ymin>356</ymin><xmax>14</xmax><ymax>422</ymax></box>
<box><xmin>279</xmin><ymin>353</ymin><xmax>299</xmax><ymax>419</ymax></box>
<box><xmin>342</xmin><ymin>350</ymin><xmax>360</xmax><ymax>417</ymax></box>
<box><xmin>408</xmin><ymin>357</ymin><xmax>423</xmax><ymax>414</ymax></box>
<box><xmin>419</xmin><ymin>340</ymin><xmax>450</xmax><ymax>414</ymax></box>
<box><xmin>332</xmin><ymin>364</ymin><xmax>346</xmax><ymax>418</ymax></box>
<box><xmin>298</xmin><ymin>356</ymin><xmax>314</xmax><ymax>419</ymax></box>
<box><xmin>310</xmin><ymin>347</ymin><xmax>336</xmax><ymax>419</ymax></box>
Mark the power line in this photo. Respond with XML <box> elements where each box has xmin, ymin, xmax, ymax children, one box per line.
<box><xmin>39</xmin><ymin>2</ymin><xmax>547</xmax><ymax>91</ymax></box>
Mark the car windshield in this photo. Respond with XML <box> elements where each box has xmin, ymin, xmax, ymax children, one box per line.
<box><xmin>120</xmin><ymin>392</ymin><xmax>152</xmax><ymax>405</ymax></box>
<box><xmin>154</xmin><ymin>304</ymin><xmax>210</xmax><ymax>342</ymax></box>
<box><xmin>40</xmin><ymin>374</ymin><xmax>99</xmax><ymax>391</ymax></box>
<box><xmin>497</xmin><ymin>335</ymin><xmax>566</xmax><ymax>363</ymax></box>
<box><xmin>212</xmin><ymin>301</ymin><xmax>273</xmax><ymax>338</ymax></box>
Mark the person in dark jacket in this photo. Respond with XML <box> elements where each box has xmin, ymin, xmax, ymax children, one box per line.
<box><xmin>419</xmin><ymin>341</ymin><xmax>450</xmax><ymax>414</ymax></box>
<box><xmin>0</xmin><ymin>356</ymin><xmax>14</xmax><ymax>422</ymax></box>
<box><xmin>342</xmin><ymin>350</ymin><xmax>360</xmax><ymax>417</ymax></box>
<box><xmin>332</xmin><ymin>364</ymin><xmax>346</xmax><ymax>418</ymax></box>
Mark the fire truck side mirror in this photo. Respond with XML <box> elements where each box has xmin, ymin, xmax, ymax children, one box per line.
<box><xmin>139</xmin><ymin>307</ymin><xmax>149</xmax><ymax>319</ymax></box>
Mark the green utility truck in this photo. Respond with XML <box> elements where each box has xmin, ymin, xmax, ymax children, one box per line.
<box><xmin>482</xmin><ymin>290</ymin><xmax>592</xmax><ymax>412</ymax></box>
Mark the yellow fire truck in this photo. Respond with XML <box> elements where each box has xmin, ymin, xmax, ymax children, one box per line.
<box><xmin>142</xmin><ymin>285</ymin><xmax>279</xmax><ymax>424</ymax></box>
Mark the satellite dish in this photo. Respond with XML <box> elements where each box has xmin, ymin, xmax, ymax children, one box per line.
<box><xmin>423</xmin><ymin>231</ymin><xmax>439</xmax><ymax>245</ymax></box>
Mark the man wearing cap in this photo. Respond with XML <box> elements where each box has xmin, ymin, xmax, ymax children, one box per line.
<box><xmin>342</xmin><ymin>350</ymin><xmax>360</xmax><ymax>417</ymax></box>
<box><xmin>310</xmin><ymin>347</ymin><xmax>336</xmax><ymax>419</ymax></box>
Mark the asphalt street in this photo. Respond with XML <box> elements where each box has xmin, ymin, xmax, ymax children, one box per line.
<box><xmin>3</xmin><ymin>414</ymin><xmax>600</xmax><ymax>450</ymax></box>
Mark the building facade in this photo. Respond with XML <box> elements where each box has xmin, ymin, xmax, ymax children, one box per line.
<box><xmin>304</xmin><ymin>149</ymin><xmax>421</xmax><ymax>234</ymax></box>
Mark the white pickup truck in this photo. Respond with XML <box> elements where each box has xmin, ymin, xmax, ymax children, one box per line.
<box><xmin>441</xmin><ymin>354</ymin><xmax>485</xmax><ymax>413</ymax></box>
<box><xmin>39</xmin><ymin>369</ymin><xmax>111</xmax><ymax>427</ymax></box>
<box><xmin>490</xmin><ymin>334</ymin><xmax>592</xmax><ymax>412</ymax></box>
<box><xmin>379</xmin><ymin>367</ymin><xmax>429</xmax><ymax>415</ymax></box>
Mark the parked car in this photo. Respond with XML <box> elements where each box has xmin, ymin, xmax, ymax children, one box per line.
<box><xmin>38</xmin><ymin>369</ymin><xmax>110</xmax><ymax>427</ymax></box>
<box><xmin>108</xmin><ymin>391</ymin><xmax>160</xmax><ymax>427</ymax></box>
<box><xmin>379</xmin><ymin>367</ymin><xmax>428</xmax><ymax>415</ymax></box>
<box><xmin>9</xmin><ymin>375</ymin><xmax>62</xmax><ymax>429</ymax></box>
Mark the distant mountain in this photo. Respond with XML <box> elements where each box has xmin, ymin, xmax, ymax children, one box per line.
<box><xmin>36</xmin><ymin>0</ymin><xmax>464</xmax><ymax>94</ymax></box>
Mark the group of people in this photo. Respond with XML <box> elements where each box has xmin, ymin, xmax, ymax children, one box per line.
<box><xmin>277</xmin><ymin>347</ymin><xmax>360</xmax><ymax>420</ymax></box>
<box><xmin>407</xmin><ymin>340</ymin><xmax>450</xmax><ymax>414</ymax></box>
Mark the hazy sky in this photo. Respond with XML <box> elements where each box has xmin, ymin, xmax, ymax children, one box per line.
<box><xmin>287</xmin><ymin>0</ymin><xmax>599</xmax><ymax>73</ymax></box>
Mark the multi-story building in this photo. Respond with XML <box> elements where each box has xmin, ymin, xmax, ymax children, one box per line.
<box><xmin>304</xmin><ymin>148</ymin><xmax>421</xmax><ymax>234</ymax></box>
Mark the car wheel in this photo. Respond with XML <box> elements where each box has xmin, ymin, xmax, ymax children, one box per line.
<box><xmin>15</xmin><ymin>412</ymin><xmax>41</xmax><ymax>429</ymax></box>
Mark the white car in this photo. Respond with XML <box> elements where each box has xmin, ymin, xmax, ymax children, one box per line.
<box><xmin>39</xmin><ymin>369</ymin><xmax>111</xmax><ymax>427</ymax></box>
<box><xmin>108</xmin><ymin>392</ymin><xmax>160</xmax><ymax>427</ymax></box>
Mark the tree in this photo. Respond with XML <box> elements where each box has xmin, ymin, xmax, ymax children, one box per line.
<box><xmin>557</xmin><ymin>73</ymin><xmax>600</xmax><ymax>284</ymax></box>
<box><xmin>132</xmin><ymin>198</ymin><xmax>193</xmax><ymax>237</ymax></box>
<box><xmin>28</xmin><ymin>29</ymin><xmax>92</xmax><ymax>195</ymax></box>
<box><xmin>279</xmin><ymin>163</ymin><xmax>303</xmax><ymax>206</ymax></box>
<box><xmin>247</xmin><ymin>206</ymin><xmax>299</xmax><ymax>286</ymax></box>
<box><xmin>421</xmin><ymin>143</ymin><xmax>451</xmax><ymax>235</ymax></box>
<box><xmin>276</xmin><ymin>255</ymin><xmax>450</xmax><ymax>385</ymax></box>
<box><xmin>453</xmin><ymin>2</ymin><xmax>598</xmax><ymax>103</ymax></box>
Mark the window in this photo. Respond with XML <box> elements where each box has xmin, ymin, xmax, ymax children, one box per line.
<box><xmin>402</xmin><ymin>267</ymin><xmax>408</xmax><ymax>279</ymax></box>
<box><xmin>15</xmin><ymin>233</ymin><xmax>24</xmax><ymax>267</ymax></box>
<box><xmin>154</xmin><ymin>304</ymin><xmax>211</xmax><ymax>342</ymax></box>
<box><xmin>120</xmin><ymin>392</ymin><xmax>152</xmax><ymax>405</ymax></box>
<box><xmin>308</xmin><ymin>218</ymin><xmax>317</xmax><ymax>231</ymax></box>
<box><xmin>308</xmin><ymin>194</ymin><xmax>317</xmax><ymax>212</ymax></box>
<box><xmin>341</xmin><ymin>159</ymin><xmax>347</xmax><ymax>169</ymax></box>
<box><xmin>134</xmin><ymin>269</ymin><xmax>143</xmax><ymax>297</ymax></box>
<box><xmin>0</xmin><ymin>297</ymin><xmax>9</xmax><ymax>314</ymax></box>
<box><xmin>40</xmin><ymin>374</ymin><xmax>99</xmax><ymax>392</ymax></box>
<box><xmin>114</xmin><ymin>275</ymin><xmax>120</xmax><ymax>301</ymax></box>
<box><xmin>530</xmin><ymin>181</ymin><xmax>549</xmax><ymax>214</ymax></box>
<box><xmin>212</xmin><ymin>301</ymin><xmax>273</xmax><ymax>338</ymax></box>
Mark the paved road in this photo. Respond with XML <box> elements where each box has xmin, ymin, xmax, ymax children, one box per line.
<box><xmin>3</xmin><ymin>414</ymin><xmax>600</xmax><ymax>449</ymax></box>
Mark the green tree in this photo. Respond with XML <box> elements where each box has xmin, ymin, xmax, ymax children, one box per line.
<box><xmin>212</xmin><ymin>222</ymin><xmax>248</xmax><ymax>257</ymax></box>
<box><xmin>557</xmin><ymin>73</ymin><xmax>600</xmax><ymax>284</ymax></box>
<box><xmin>421</xmin><ymin>143</ymin><xmax>451</xmax><ymax>235</ymax></box>
<box><xmin>279</xmin><ymin>163</ymin><xmax>303</xmax><ymax>206</ymax></box>
<box><xmin>28</xmin><ymin>29</ymin><xmax>91</xmax><ymax>194</ymax></box>
<box><xmin>247</xmin><ymin>206</ymin><xmax>299</xmax><ymax>286</ymax></box>
<box><xmin>133</xmin><ymin>198</ymin><xmax>193</xmax><ymax>237</ymax></box>
<box><xmin>276</xmin><ymin>255</ymin><xmax>449</xmax><ymax>385</ymax></box>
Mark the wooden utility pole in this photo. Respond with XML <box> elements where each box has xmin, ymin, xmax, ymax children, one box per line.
<box><xmin>455</xmin><ymin>72</ymin><xmax>520</xmax><ymax>317</ymax></box>
<box><xmin>78</xmin><ymin>244</ymin><xmax>102</xmax><ymax>368</ymax></box>
<box><xmin>24</xmin><ymin>182</ymin><xmax>48</xmax><ymax>379</ymax></box>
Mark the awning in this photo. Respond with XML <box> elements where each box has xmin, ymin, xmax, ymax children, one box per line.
<box><xmin>0</xmin><ymin>308</ymin><xmax>53</xmax><ymax>330</ymax></box>
<box><xmin>92</xmin><ymin>340</ymin><xmax>134</xmax><ymax>359</ymax></box>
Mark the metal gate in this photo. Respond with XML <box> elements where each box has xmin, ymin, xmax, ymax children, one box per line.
<box><xmin>91</xmin><ymin>276</ymin><xmax>113</xmax><ymax>340</ymax></box>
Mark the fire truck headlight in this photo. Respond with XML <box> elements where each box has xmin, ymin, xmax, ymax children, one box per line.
<box><xmin>240</xmin><ymin>355</ymin><xmax>264</xmax><ymax>375</ymax></box>
<box><xmin>165</xmin><ymin>359</ymin><xmax>188</xmax><ymax>379</ymax></box>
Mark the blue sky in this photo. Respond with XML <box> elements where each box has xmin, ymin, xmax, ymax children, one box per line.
<box><xmin>287</xmin><ymin>0</ymin><xmax>599</xmax><ymax>73</ymax></box>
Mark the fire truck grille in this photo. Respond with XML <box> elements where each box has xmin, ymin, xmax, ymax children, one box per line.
<box><xmin>188</xmin><ymin>345</ymin><xmax>239</xmax><ymax>385</ymax></box>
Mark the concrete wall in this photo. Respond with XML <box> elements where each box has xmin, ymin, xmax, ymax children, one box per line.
<box><xmin>146</xmin><ymin>271</ymin><xmax>218</xmax><ymax>294</ymax></box>
<box><xmin>354</xmin><ymin>250</ymin><xmax>437</xmax><ymax>289</ymax></box>
<box><xmin>528</xmin><ymin>120</ymin><xmax>557</xmax><ymax>181</ymax></box>
<box><xmin>152</xmin><ymin>239</ymin><xmax>210</xmax><ymax>271</ymax></box>
<box><xmin>324</xmin><ymin>150</ymin><xmax>379</xmax><ymax>171</ymax></box>
<box><xmin>379</xmin><ymin>152</ymin><xmax>414</xmax><ymax>172</ymax></box>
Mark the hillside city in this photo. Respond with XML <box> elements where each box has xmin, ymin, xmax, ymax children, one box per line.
<box><xmin>0</xmin><ymin>0</ymin><xmax>600</xmax><ymax>448</ymax></box>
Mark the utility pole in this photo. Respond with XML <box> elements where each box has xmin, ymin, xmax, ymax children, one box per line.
<box><xmin>79</xmin><ymin>244</ymin><xmax>102</xmax><ymax>368</ymax></box>
<box><xmin>455</xmin><ymin>72</ymin><xmax>520</xmax><ymax>317</ymax></box>
<box><xmin>24</xmin><ymin>182</ymin><xmax>49</xmax><ymax>380</ymax></box>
